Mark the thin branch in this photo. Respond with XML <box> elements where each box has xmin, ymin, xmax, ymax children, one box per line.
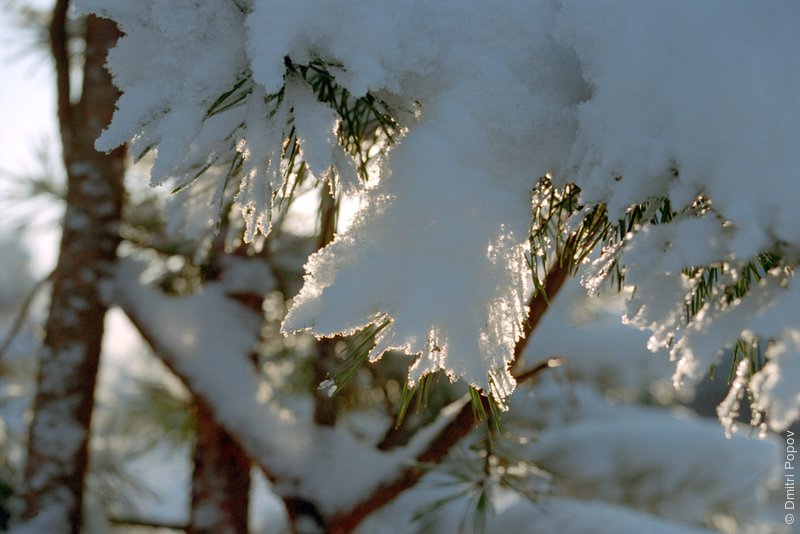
<box><xmin>0</xmin><ymin>271</ymin><xmax>53</xmax><ymax>361</ymax></box>
<box><xmin>327</xmin><ymin>243</ymin><xmax>576</xmax><ymax>532</ymax></box>
<box><xmin>377</xmin><ymin>235</ymin><xmax>578</xmax><ymax>453</ymax></box>
<box><xmin>116</xmin><ymin>289</ymin><xmax>340</xmax><ymax>528</ymax></box>
<box><xmin>50</xmin><ymin>0</ymin><xmax>73</xmax><ymax>154</ymax></box>
<box><xmin>376</xmin><ymin>393</ymin><xmax>418</xmax><ymax>451</ymax></box>
<box><xmin>513</xmin><ymin>356</ymin><xmax>566</xmax><ymax>385</ymax></box>
<box><xmin>326</xmin><ymin>396</ymin><xmax>475</xmax><ymax>533</ymax></box>
<box><xmin>117</xmin><ymin>301</ymin><xmax>277</xmax><ymax>477</ymax></box>
<box><xmin>109</xmin><ymin>516</ymin><xmax>187</xmax><ymax>531</ymax></box>
<box><xmin>118</xmin><ymin>226</ymin><xmax>579</xmax><ymax>534</ymax></box>
<box><xmin>512</xmin><ymin>236</ymin><xmax>576</xmax><ymax>368</ymax></box>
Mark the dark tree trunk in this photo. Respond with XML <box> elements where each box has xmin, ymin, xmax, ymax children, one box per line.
<box><xmin>20</xmin><ymin>7</ymin><xmax>125</xmax><ymax>532</ymax></box>
<box><xmin>312</xmin><ymin>185</ymin><xmax>339</xmax><ymax>427</ymax></box>
<box><xmin>188</xmin><ymin>400</ymin><xmax>251</xmax><ymax>534</ymax></box>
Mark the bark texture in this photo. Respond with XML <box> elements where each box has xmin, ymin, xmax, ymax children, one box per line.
<box><xmin>188</xmin><ymin>400</ymin><xmax>251</xmax><ymax>534</ymax></box>
<box><xmin>187</xmin><ymin>243</ymin><xmax>255</xmax><ymax>534</ymax></box>
<box><xmin>21</xmin><ymin>7</ymin><xmax>125</xmax><ymax>532</ymax></box>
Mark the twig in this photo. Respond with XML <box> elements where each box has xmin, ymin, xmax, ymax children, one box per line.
<box><xmin>50</xmin><ymin>0</ymin><xmax>73</xmax><ymax>153</ymax></box>
<box><xmin>327</xmin><ymin>241</ymin><xmax>577</xmax><ymax>532</ymax></box>
<box><xmin>512</xmin><ymin>235</ymin><xmax>577</xmax><ymax>368</ymax></box>
<box><xmin>109</xmin><ymin>515</ymin><xmax>187</xmax><ymax>531</ymax></box>
<box><xmin>0</xmin><ymin>271</ymin><xmax>53</xmax><ymax>361</ymax></box>
<box><xmin>513</xmin><ymin>356</ymin><xmax>567</xmax><ymax>384</ymax></box>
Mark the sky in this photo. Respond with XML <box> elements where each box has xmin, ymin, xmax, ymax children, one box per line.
<box><xmin>0</xmin><ymin>1</ymin><xmax>355</xmax><ymax>272</ymax></box>
<box><xmin>0</xmin><ymin>0</ymin><xmax>155</xmax><ymax>365</ymax></box>
<box><xmin>0</xmin><ymin>1</ymin><xmax>60</xmax><ymax>275</ymax></box>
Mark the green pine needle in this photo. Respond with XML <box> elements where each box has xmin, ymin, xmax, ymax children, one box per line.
<box><xmin>468</xmin><ymin>387</ymin><xmax>503</xmax><ymax>440</ymax></box>
<box><xmin>396</xmin><ymin>373</ymin><xmax>433</xmax><ymax>427</ymax></box>
<box><xmin>325</xmin><ymin>319</ymin><xmax>391</xmax><ymax>396</ymax></box>
<box><xmin>205</xmin><ymin>75</ymin><xmax>252</xmax><ymax>119</ymax></box>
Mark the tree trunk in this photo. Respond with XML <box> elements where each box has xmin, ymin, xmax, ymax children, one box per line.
<box><xmin>312</xmin><ymin>185</ymin><xmax>338</xmax><ymax>427</ymax></box>
<box><xmin>188</xmin><ymin>400</ymin><xmax>251</xmax><ymax>534</ymax></box>
<box><xmin>20</xmin><ymin>7</ymin><xmax>125</xmax><ymax>532</ymax></box>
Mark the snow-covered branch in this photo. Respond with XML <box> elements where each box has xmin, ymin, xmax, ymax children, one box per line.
<box><xmin>114</xmin><ymin>255</ymin><xmax>473</xmax><ymax>519</ymax></box>
<box><xmin>84</xmin><ymin>0</ymin><xmax>800</xmax><ymax>437</ymax></box>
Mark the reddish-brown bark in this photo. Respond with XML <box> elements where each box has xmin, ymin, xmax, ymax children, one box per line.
<box><xmin>22</xmin><ymin>7</ymin><xmax>125</xmax><ymax>533</ymax></box>
<box><xmin>188</xmin><ymin>400</ymin><xmax>251</xmax><ymax>534</ymax></box>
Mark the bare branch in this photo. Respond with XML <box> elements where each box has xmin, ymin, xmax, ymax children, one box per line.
<box><xmin>50</xmin><ymin>0</ymin><xmax>73</xmax><ymax>154</ymax></box>
<box><xmin>0</xmin><ymin>271</ymin><xmax>52</xmax><ymax>361</ymax></box>
<box><xmin>512</xmin><ymin>235</ymin><xmax>577</xmax><ymax>368</ymax></box>
<box><xmin>109</xmin><ymin>516</ymin><xmax>187</xmax><ymax>531</ymax></box>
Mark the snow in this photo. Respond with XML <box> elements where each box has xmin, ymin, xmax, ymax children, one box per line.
<box><xmin>524</xmin><ymin>281</ymin><xmax>675</xmax><ymax>399</ymax></box>
<box><xmin>235</xmin><ymin>82</ymin><xmax>288</xmax><ymax>242</ymax></box>
<box><xmin>287</xmin><ymin>78</ymin><xmax>341</xmax><ymax>182</ymax></box>
<box><xmin>82</xmin><ymin>0</ymin><xmax>800</xmax><ymax>426</ymax></box>
<box><xmin>488</xmin><ymin>496</ymin><xmax>718</xmax><ymax>534</ymax></box>
<box><xmin>357</xmin><ymin>483</ymin><xmax>720</xmax><ymax>534</ymax></box>
<box><xmin>752</xmin><ymin>330</ymin><xmax>800</xmax><ymax>431</ymax></box>
<box><xmin>113</xmin><ymin>253</ymin><xmax>466</xmax><ymax>515</ymax></box>
<box><xmin>524</xmin><ymin>405</ymin><xmax>776</xmax><ymax>524</ymax></box>
<box><xmin>496</xmin><ymin>380</ymin><xmax>783</xmax><ymax>533</ymax></box>
<box><xmin>326</xmin><ymin>279</ymin><xmax>786</xmax><ymax>533</ymax></box>
<box><xmin>559</xmin><ymin>2</ymin><xmax>800</xmax><ymax>241</ymax></box>
<box><xmin>509</xmin><ymin>283</ymin><xmax>786</xmax><ymax>532</ymax></box>
<box><xmin>3</xmin><ymin>228</ymin><xmax>786</xmax><ymax>531</ymax></box>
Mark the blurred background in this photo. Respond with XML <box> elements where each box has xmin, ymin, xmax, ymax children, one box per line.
<box><xmin>0</xmin><ymin>2</ymin><xmax>794</xmax><ymax>533</ymax></box>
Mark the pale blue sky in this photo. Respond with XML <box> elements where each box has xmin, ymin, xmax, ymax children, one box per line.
<box><xmin>1</xmin><ymin>2</ymin><xmax>60</xmax><ymax>274</ymax></box>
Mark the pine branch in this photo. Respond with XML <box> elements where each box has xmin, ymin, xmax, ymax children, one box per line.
<box><xmin>375</xmin><ymin>375</ymin><xmax>425</xmax><ymax>451</ymax></box>
<box><xmin>514</xmin><ymin>235</ymin><xmax>576</xmax><ymax>368</ymax></box>
<box><xmin>326</xmin><ymin>245</ymin><xmax>575</xmax><ymax>532</ymax></box>
<box><xmin>117</xmin><ymin>298</ymin><xmax>281</xmax><ymax>475</ymax></box>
